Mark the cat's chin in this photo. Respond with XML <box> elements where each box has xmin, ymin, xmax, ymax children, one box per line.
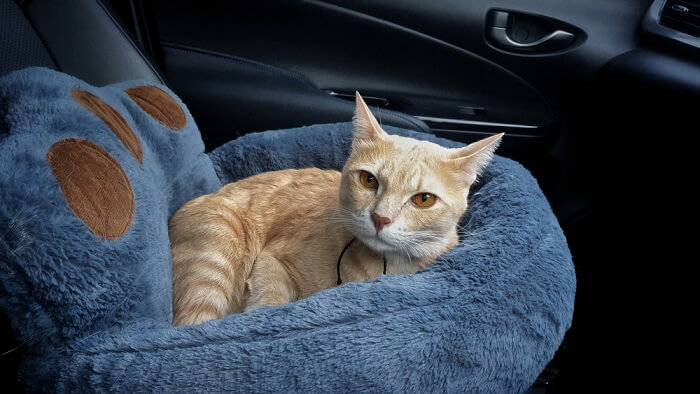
<box><xmin>356</xmin><ymin>231</ymin><xmax>448</xmax><ymax>260</ymax></box>
<box><xmin>356</xmin><ymin>234</ymin><xmax>397</xmax><ymax>254</ymax></box>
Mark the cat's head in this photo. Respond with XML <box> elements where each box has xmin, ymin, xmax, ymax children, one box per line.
<box><xmin>339</xmin><ymin>92</ymin><xmax>503</xmax><ymax>259</ymax></box>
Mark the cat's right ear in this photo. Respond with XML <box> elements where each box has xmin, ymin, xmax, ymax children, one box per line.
<box><xmin>449</xmin><ymin>133</ymin><xmax>504</xmax><ymax>184</ymax></box>
<box><xmin>353</xmin><ymin>92</ymin><xmax>388</xmax><ymax>143</ymax></box>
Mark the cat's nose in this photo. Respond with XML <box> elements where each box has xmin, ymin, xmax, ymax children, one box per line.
<box><xmin>371</xmin><ymin>213</ymin><xmax>392</xmax><ymax>233</ymax></box>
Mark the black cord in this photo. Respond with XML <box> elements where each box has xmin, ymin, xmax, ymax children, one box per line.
<box><xmin>337</xmin><ymin>237</ymin><xmax>387</xmax><ymax>285</ymax></box>
<box><xmin>337</xmin><ymin>237</ymin><xmax>355</xmax><ymax>285</ymax></box>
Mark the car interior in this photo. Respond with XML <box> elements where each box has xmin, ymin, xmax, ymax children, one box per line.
<box><xmin>3</xmin><ymin>0</ymin><xmax>696</xmax><ymax>391</ymax></box>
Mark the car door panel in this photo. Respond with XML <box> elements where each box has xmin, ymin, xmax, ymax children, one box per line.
<box><xmin>150</xmin><ymin>0</ymin><xmax>559</xmax><ymax>152</ymax></box>
<box><xmin>161</xmin><ymin>43</ymin><xmax>430</xmax><ymax>149</ymax></box>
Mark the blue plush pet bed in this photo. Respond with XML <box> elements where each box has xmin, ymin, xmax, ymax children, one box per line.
<box><xmin>0</xmin><ymin>68</ymin><xmax>575</xmax><ymax>392</ymax></box>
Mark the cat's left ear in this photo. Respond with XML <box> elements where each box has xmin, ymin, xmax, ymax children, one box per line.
<box><xmin>353</xmin><ymin>91</ymin><xmax>388</xmax><ymax>143</ymax></box>
<box><xmin>449</xmin><ymin>133</ymin><xmax>504</xmax><ymax>184</ymax></box>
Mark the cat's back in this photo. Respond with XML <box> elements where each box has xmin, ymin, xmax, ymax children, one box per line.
<box><xmin>230</xmin><ymin>167</ymin><xmax>340</xmax><ymax>191</ymax></box>
<box><xmin>170</xmin><ymin>168</ymin><xmax>341</xmax><ymax>235</ymax></box>
<box><xmin>219</xmin><ymin>167</ymin><xmax>341</xmax><ymax>205</ymax></box>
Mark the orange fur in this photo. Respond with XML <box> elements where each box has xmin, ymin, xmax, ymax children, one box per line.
<box><xmin>170</xmin><ymin>93</ymin><xmax>503</xmax><ymax>326</ymax></box>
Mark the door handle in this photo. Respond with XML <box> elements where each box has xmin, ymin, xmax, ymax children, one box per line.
<box><xmin>488</xmin><ymin>27</ymin><xmax>574</xmax><ymax>50</ymax></box>
<box><xmin>487</xmin><ymin>10</ymin><xmax>577</xmax><ymax>53</ymax></box>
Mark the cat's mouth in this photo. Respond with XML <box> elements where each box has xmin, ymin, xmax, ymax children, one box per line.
<box><xmin>357</xmin><ymin>231</ymin><xmax>397</xmax><ymax>254</ymax></box>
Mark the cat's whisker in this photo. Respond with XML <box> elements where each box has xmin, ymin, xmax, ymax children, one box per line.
<box><xmin>398</xmin><ymin>237</ymin><xmax>438</xmax><ymax>259</ymax></box>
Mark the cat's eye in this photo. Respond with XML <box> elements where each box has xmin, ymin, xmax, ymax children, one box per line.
<box><xmin>359</xmin><ymin>171</ymin><xmax>378</xmax><ymax>189</ymax></box>
<box><xmin>412</xmin><ymin>193</ymin><xmax>437</xmax><ymax>208</ymax></box>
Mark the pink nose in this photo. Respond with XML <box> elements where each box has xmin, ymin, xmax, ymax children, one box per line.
<box><xmin>371</xmin><ymin>213</ymin><xmax>392</xmax><ymax>232</ymax></box>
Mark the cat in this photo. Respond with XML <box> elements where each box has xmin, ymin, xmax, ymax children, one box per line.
<box><xmin>169</xmin><ymin>92</ymin><xmax>503</xmax><ymax>326</ymax></box>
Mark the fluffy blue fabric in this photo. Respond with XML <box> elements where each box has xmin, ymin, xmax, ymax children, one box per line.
<box><xmin>0</xmin><ymin>68</ymin><xmax>575</xmax><ymax>392</ymax></box>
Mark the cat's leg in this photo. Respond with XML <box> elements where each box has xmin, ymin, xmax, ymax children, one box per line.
<box><xmin>171</xmin><ymin>214</ymin><xmax>261</xmax><ymax>326</ymax></box>
<box><xmin>244</xmin><ymin>252</ymin><xmax>296</xmax><ymax>312</ymax></box>
<box><xmin>171</xmin><ymin>248</ymin><xmax>248</xmax><ymax>326</ymax></box>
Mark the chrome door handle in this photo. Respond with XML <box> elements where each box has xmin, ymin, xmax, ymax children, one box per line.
<box><xmin>488</xmin><ymin>27</ymin><xmax>575</xmax><ymax>50</ymax></box>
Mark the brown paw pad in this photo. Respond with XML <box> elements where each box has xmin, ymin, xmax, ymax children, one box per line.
<box><xmin>126</xmin><ymin>86</ymin><xmax>186</xmax><ymax>130</ymax></box>
<box><xmin>47</xmin><ymin>139</ymin><xmax>135</xmax><ymax>240</ymax></box>
<box><xmin>72</xmin><ymin>89</ymin><xmax>143</xmax><ymax>164</ymax></box>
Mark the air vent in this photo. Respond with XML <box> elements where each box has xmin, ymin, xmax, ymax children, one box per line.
<box><xmin>661</xmin><ymin>1</ymin><xmax>700</xmax><ymax>36</ymax></box>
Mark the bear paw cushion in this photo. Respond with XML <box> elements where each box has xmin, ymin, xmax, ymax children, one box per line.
<box><xmin>0</xmin><ymin>67</ymin><xmax>575</xmax><ymax>392</ymax></box>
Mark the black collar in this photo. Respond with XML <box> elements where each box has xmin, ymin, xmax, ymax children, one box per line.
<box><xmin>336</xmin><ymin>237</ymin><xmax>387</xmax><ymax>285</ymax></box>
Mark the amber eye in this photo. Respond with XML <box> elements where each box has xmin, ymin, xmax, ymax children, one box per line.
<box><xmin>359</xmin><ymin>171</ymin><xmax>378</xmax><ymax>189</ymax></box>
<box><xmin>412</xmin><ymin>193</ymin><xmax>437</xmax><ymax>208</ymax></box>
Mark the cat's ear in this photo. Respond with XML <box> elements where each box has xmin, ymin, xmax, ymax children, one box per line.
<box><xmin>449</xmin><ymin>133</ymin><xmax>504</xmax><ymax>184</ymax></box>
<box><xmin>353</xmin><ymin>91</ymin><xmax>388</xmax><ymax>142</ymax></box>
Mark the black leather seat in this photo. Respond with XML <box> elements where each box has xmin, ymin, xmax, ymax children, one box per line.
<box><xmin>1</xmin><ymin>0</ymin><xmax>163</xmax><ymax>85</ymax></box>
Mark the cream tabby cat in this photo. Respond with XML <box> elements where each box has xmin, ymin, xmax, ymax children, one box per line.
<box><xmin>170</xmin><ymin>93</ymin><xmax>503</xmax><ymax>326</ymax></box>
